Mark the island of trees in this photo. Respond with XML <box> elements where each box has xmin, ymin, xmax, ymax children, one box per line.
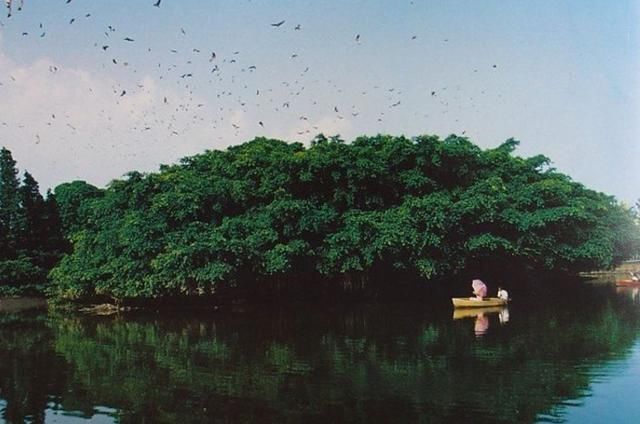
<box><xmin>0</xmin><ymin>135</ymin><xmax>638</xmax><ymax>303</ymax></box>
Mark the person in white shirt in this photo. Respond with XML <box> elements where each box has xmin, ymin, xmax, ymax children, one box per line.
<box><xmin>497</xmin><ymin>287</ymin><xmax>509</xmax><ymax>301</ymax></box>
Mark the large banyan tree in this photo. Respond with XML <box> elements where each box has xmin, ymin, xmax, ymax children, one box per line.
<box><xmin>49</xmin><ymin>134</ymin><xmax>639</xmax><ymax>301</ymax></box>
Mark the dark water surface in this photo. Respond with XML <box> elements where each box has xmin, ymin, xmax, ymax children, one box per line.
<box><xmin>1</xmin><ymin>283</ymin><xmax>640</xmax><ymax>423</ymax></box>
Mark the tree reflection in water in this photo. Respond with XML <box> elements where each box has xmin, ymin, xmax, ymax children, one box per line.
<box><xmin>1</xmin><ymin>284</ymin><xmax>640</xmax><ymax>423</ymax></box>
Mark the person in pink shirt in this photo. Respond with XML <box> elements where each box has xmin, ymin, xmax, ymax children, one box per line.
<box><xmin>471</xmin><ymin>279</ymin><xmax>487</xmax><ymax>300</ymax></box>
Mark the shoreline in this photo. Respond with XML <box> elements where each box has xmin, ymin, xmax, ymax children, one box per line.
<box><xmin>0</xmin><ymin>297</ymin><xmax>48</xmax><ymax>314</ymax></box>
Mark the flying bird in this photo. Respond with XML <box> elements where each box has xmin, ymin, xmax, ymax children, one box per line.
<box><xmin>271</xmin><ymin>20</ymin><xmax>285</xmax><ymax>27</ymax></box>
<box><xmin>4</xmin><ymin>0</ymin><xmax>15</xmax><ymax>17</ymax></box>
<box><xmin>153</xmin><ymin>0</ymin><xmax>161</xmax><ymax>7</ymax></box>
<box><xmin>294</xmin><ymin>24</ymin><xmax>301</xmax><ymax>30</ymax></box>
<box><xmin>124</xmin><ymin>37</ymin><xmax>134</xmax><ymax>42</ymax></box>
<box><xmin>69</xmin><ymin>18</ymin><xmax>75</xmax><ymax>24</ymax></box>
<box><xmin>355</xmin><ymin>34</ymin><xmax>360</xmax><ymax>42</ymax></box>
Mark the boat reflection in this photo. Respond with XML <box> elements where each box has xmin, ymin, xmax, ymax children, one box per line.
<box><xmin>452</xmin><ymin>306</ymin><xmax>510</xmax><ymax>337</ymax></box>
<box><xmin>452</xmin><ymin>306</ymin><xmax>507</xmax><ymax>320</ymax></box>
<box><xmin>474</xmin><ymin>313</ymin><xmax>489</xmax><ymax>337</ymax></box>
<box><xmin>616</xmin><ymin>286</ymin><xmax>640</xmax><ymax>302</ymax></box>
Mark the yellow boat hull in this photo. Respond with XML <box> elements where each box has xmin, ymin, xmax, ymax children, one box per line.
<box><xmin>451</xmin><ymin>297</ymin><xmax>508</xmax><ymax>308</ymax></box>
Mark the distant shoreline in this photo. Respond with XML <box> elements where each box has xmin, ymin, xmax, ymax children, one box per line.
<box><xmin>580</xmin><ymin>262</ymin><xmax>640</xmax><ymax>278</ymax></box>
<box><xmin>0</xmin><ymin>297</ymin><xmax>47</xmax><ymax>314</ymax></box>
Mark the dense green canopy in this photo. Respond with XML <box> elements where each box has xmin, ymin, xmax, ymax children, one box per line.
<box><xmin>43</xmin><ymin>134</ymin><xmax>639</xmax><ymax>301</ymax></box>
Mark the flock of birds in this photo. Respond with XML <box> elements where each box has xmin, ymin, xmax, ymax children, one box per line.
<box><xmin>1</xmin><ymin>0</ymin><xmax>504</xmax><ymax>159</ymax></box>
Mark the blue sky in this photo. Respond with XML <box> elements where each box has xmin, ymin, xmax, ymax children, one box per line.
<box><xmin>0</xmin><ymin>0</ymin><xmax>638</xmax><ymax>204</ymax></box>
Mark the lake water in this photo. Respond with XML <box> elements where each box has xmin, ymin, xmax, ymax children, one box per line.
<box><xmin>1</xmin><ymin>282</ymin><xmax>640</xmax><ymax>423</ymax></box>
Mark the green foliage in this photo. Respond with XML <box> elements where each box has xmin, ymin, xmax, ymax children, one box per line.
<box><xmin>0</xmin><ymin>148</ymin><xmax>66</xmax><ymax>293</ymax></box>
<box><xmin>46</xmin><ymin>135</ymin><xmax>640</xmax><ymax>301</ymax></box>
<box><xmin>19</xmin><ymin>172</ymin><xmax>45</xmax><ymax>251</ymax></box>
<box><xmin>54</xmin><ymin>180</ymin><xmax>103</xmax><ymax>236</ymax></box>
<box><xmin>0</xmin><ymin>147</ymin><xmax>24</xmax><ymax>255</ymax></box>
<box><xmin>0</xmin><ymin>257</ymin><xmax>46</xmax><ymax>292</ymax></box>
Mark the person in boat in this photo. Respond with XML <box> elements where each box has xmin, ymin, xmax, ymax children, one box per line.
<box><xmin>630</xmin><ymin>272</ymin><xmax>640</xmax><ymax>282</ymax></box>
<box><xmin>497</xmin><ymin>287</ymin><xmax>509</xmax><ymax>301</ymax></box>
<box><xmin>471</xmin><ymin>279</ymin><xmax>487</xmax><ymax>301</ymax></box>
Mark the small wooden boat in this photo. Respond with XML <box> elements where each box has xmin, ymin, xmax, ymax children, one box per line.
<box><xmin>452</xmin><ymin>297</ymin><xmax>508</xmax><ymax>308</ymax></box>
<box><xmin>616</xmin><ymin>279</ymin><xmax>640</xmax><ymax>287</ymax></box>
